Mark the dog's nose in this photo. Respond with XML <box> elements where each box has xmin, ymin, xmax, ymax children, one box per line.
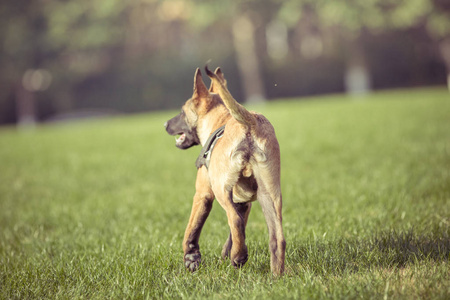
<box><xmin>163</xmin><ymin>121</ymin><xmax>168</xmax><ymax>129</ymax></box>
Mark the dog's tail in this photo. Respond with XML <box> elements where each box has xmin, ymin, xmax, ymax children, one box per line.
<box><xmin>205</xmin><ymin>66</ymin><xmax>256</xmax><ymax>129</ymax></box>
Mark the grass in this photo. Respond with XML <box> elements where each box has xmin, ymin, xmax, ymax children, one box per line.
<box><xmin>0</xmin><ymin>87</ymin><xmax>449</xmax><ymax>299</ymax></box>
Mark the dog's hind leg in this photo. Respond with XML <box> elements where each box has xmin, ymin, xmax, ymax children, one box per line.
<box><xmin>255</xmin><ymin>168</ymin><xmax>286</xmax><ymax>276</ymax></box>
<box><xmin>222</xmin><ymin>202</ymin><xmax>252</xmax><ymax>259</ymax></box>
<box><xmin>183</xmin><ymin>168</ymin><xmax>215</xmax><ymax>272</ymax></box>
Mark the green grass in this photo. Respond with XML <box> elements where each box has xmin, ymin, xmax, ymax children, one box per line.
<box><xmin>1</xmin><ymin>87</ymin><xmax>449</xmax><ymax>299</ymax></box>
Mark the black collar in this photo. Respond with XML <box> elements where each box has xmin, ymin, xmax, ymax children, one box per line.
<box><xmin>195</xmin><ymin>125</ymin><xmax>225</xmax><ymax>169</ymax></box>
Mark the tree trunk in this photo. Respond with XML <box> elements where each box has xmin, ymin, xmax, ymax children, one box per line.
<box><xmin>15</xmin><ymin>84</ymin><xmax>36</xmax><ymax>129</ymax></box>
<box><xmin>438</xmin><ymin>37</ymin><xmax>450</xmax><ymax>92</ymax></box>
<box><xmin>344</xmin><ymin>39</ymin><xmax>372</xmax><ymax>96</ymax></box>
<box><xmin>232</xmin><ymin>14</ymin><xmax>266</xmax><ymax>103</ymax></box>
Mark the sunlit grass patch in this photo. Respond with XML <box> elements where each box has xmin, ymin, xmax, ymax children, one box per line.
<box><xmin>0</xmin><ymin>87</ymin><xmax>449</xmax><ymax>299</ymax></box>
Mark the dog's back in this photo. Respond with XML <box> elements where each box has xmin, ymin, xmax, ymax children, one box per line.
<box><xmin>206</xmin><ymin>67</ymin><xmax>281</xmax><ymax>206</ymax></box>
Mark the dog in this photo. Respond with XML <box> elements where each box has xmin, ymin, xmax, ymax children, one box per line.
<box><xmin>164</xmin><ymin>66</ymin><xmax>285</xmax><ymax>275</ymax></box>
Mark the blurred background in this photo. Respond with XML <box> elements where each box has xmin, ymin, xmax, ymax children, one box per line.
<box><xmin>0</xmin><ymin>0</ymin><xmax>449</xmax><ymax>127</ymax></box>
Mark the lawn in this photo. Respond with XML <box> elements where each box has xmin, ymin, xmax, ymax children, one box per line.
<box><xmin>0</xmin><ymin>87</ymin><xmax>449</xmax><ymax>299</ymax></box>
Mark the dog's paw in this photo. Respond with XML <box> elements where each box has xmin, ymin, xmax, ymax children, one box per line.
<box><xmin>184</xmin><ymin>252</ymin><xmax>201</xmax><ymax>272</ymax></box>
<box><xmin>231</xmin><ymin>252</ymin><xmax>248</xmax><ymax>268</ymax></box>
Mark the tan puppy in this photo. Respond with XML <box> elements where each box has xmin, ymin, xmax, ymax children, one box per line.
<box><xmin>164</xmin><ymin>66</ymin><xmax>285</xmax><ymax>275</ymax></box>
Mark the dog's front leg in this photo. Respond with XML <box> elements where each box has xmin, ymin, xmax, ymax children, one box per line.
<box><xmin>183</xmin><ymin>167</ymin><xmax>214</xmax><ymax>272</ymax></box>
<box><xmin>215</xmin><ymin>189</ymin><xmax>248</xmax><ymax>268</ymax></box>
<box><xmin>222</xmin><ymin>202</ymin><xmax>252</xmax><ymax>260</ymax></box>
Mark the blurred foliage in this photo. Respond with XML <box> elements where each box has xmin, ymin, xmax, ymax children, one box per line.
<box><xmin>0</xmin><ymin>0</ymin><xmax>448</xmax><ymax>124</ymax></box>
<box><xmin>278</xmin><ymin>0</ymin><xmax>450</xmax><ymax>37</ymax></box>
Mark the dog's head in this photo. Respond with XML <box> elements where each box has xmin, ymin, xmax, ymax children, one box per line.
<box><xmin>165</xmin><ymin>67</ymin><xmax>226</xmax><ymax>149</ymax></box>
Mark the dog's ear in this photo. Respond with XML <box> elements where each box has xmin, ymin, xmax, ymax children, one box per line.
<box><xmin>193</xmin><ymin>68</ymin><xmax>209</xmax><ymax>100</ymax></box>
<box><xmin>215</xmin><ymin>67</ymin><xmax>227</xmax><ymax>87</ymax></box>
<box><xmin>209</xmin><ymin>67</ymin><xmax>227</xmax><ymax>93</ymax></box>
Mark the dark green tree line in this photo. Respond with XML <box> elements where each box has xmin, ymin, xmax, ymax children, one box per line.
<box><xmin>0</xmin><ymin>0</ymin><xmax>448</xmax><ymax>126</ymax></box>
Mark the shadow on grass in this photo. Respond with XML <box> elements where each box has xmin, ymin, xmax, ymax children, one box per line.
<box><xmin>373</xmin><ymin>229</ymin><xmax>449</xmax><ymax>265</ymax></box>
<box><xmin>289</xmin><ymin>228</ymin><xmax>449</xmax><ymax>276</ymax></box>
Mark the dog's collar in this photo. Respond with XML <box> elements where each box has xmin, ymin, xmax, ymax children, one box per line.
<box><xmin>195</xmin><ymin>125</ymin><xmax>225</xmax><ymax>169</ymax></box>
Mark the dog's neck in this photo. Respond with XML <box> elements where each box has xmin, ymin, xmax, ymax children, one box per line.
<box><xmin>197</xmin><ymin>107</ymin><xmax>231</xmax><ymax>146</ymax></box>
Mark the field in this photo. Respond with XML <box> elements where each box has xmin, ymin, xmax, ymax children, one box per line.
<box><xmin>0</xmin><ymin>88</ymin><xmax>449</xmax><ymax>299</ymax></box>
